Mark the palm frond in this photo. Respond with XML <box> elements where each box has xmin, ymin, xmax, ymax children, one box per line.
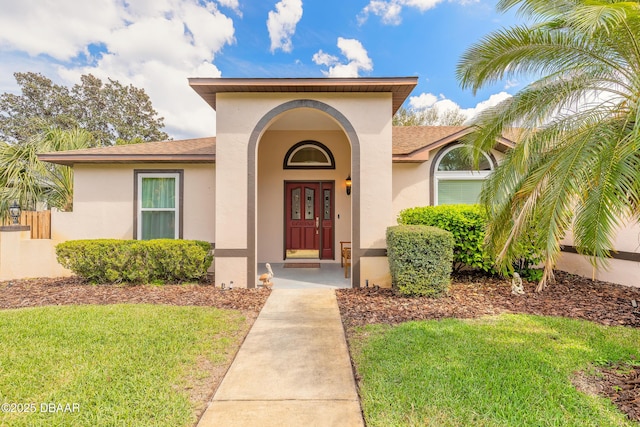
<box><xmin>458</xmin><ymin>22</ymin><xmax>635</xmax><ymax>95</ymax></box>
<box><xmin>0</xmin><ymin>128</ymin><xmax>92</xmax><ymax>214</ymax></box>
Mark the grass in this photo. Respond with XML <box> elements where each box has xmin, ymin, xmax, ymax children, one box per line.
<box><xmin>0</xmin><ymin>304</ymin><xmax>248</xmax><ymax>427</ymax></box>
<box><xmin>350</xmin><ymin>314</ymin><xmax>640</xmax><ymax>427</ymax></box>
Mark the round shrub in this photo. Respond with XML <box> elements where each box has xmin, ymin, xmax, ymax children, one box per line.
<box><xmin>387</xmin><ymin>225</ymin><xmax>454</xmax><ymax>297</ymax></box>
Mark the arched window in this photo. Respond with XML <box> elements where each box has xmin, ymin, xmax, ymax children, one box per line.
<box><xmin>432</xmin><ymin>144</ymin><xmax>495</xmax><ymax>205</ymax></box>
<box><xmin>284</xmin><ymin>141</ymin><xmax>335</xmax><ymax>169</ymax></box>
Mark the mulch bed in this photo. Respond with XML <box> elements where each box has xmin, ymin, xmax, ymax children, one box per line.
<box><xmin>336</xmin><ymin>270</ymin><xmax>640</xmax><ymax>423</ymax></box>
<box><xmin>0</xmin><ymin>276</ymin><xmax>271</xmax><ymax>313</ymax></box>
<box><xmin>336</xmin><ymin>270</ymin><xmax>640</xmax><ymax>329</ymax></box>
<box><xmin>598</xmin><ymin>363</ymin><xmax>640</xmax><ymax>423</ymax></box>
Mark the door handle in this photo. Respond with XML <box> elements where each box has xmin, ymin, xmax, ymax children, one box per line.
<box><xmin>315</xmin><ymin>217</ymin><xmax>319</xmax><ymax>234</ymax></box>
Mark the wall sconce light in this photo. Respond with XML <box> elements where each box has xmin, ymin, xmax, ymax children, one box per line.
<box><xmin>9</xmin><ymin>200</ymin><xmax>21</xmax><ymax>225</ymax></box>
<box><xmin>345</xmin><ymin>175</ymin><xmax>352</xmax><ymax>196</ymax></box>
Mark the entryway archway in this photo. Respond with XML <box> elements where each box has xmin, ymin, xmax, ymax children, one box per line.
<box><xmin>248</xmin><ymin>99</ymin><xmax>361</xmax><ymax>287</ymax></box>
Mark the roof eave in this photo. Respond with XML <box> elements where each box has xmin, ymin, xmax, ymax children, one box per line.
<box><xmin>188</xmin><ymin>76</ymin><xmax>418</xmax><ymax>114</ymax></box>
<box><xmin>38</xmin><ymin>154</ymin><xmax>216</xmax><ymax>166</ymax></box>
<box><xmin>392</xmin><ymin>151</ymin><xmax>431</xmax><ymax>163</ymax></box>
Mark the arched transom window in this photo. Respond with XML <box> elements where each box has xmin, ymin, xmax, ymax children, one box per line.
<box><xmin>284</xmin><ymin>141</ymin><xmax>335</xmax><ymax>169</ymax></box>
<box><xmin>433</xmin><ymin>143</ymin><xmax>494</xmax><ymax>205</ymax></box>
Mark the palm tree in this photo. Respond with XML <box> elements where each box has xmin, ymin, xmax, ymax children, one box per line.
<box><xmin>456</xmin><ymin>0</ymin><xmax>640</xmax><ymax>290</ymax></box>
<box><xmin>0</xmin><ymin>128</ymin><xmax>93</xmax><ymax>220</ymax></box>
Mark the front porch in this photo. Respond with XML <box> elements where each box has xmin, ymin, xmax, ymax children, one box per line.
<box><xmin>256</xmin><ymin>263</ymin><xmax>351</xmax><ymax>289</ymax></box>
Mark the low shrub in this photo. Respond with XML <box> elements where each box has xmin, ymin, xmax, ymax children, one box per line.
<box><xmin>386</xmin><ymin>225</ymin><xmax>454</xmax><ymax>297</ymax></box>
<box><xmin>398</xmin><ymin>204</ymin><xmax>543</xmax><ymax>280</ymax></box>
<box><xmin>56</xmin><ymin>239</ymin><xmax>213</xmax><ymax>284</ymax></box>
<box><xmin>398</xmin><ymin>204</ymin><xmax>491</xmax><ymax>272</ymax></box>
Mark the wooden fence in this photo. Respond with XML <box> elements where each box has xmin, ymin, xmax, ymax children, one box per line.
<box><xmin>2</xmin><ymin>210</ymin><xmax>51</xmax><ymax>239</ymax></box>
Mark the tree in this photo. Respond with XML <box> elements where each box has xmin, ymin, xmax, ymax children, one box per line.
<box><xmin>456</xmin><ymin>0</ymin><xmax>640</xmax><ymax>290</ymax></box>
<box><xmin>0</xmin><ymin>72</ymin><xmax>168</xmax><ymax>147</ymax></box>
<box><xmin>0</xmin><ymin>128</ymin><xmax>93</xmax><ymax>218</ymax></box>
<box><xmin>393</xmin><ymin>106</ymin><xmax>467</xmax><ymax>126</ymax></box>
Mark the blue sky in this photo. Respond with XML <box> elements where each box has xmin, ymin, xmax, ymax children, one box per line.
<box><xmin>0</xmin><ymin>0</ymin><xmax>522</xmax><ymax>140</ymax></box>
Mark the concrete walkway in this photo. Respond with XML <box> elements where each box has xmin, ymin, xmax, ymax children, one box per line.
<box><xmin>197</xmin><ymin>289</ymin><xmax>365</xmax><ymax>427</ymax></box>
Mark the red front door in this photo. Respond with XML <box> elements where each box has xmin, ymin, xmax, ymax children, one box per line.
<box><xmin>285</xmin><ymin>182</ymin><xmax>334</xmax><ymax>259</ymax></box>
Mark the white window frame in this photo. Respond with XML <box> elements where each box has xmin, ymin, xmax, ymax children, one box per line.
<box><xmin>286</xmin><ymin>144</ymin><xmax>332</xmax><ymax>167</ymax></box>
<box><xmin>433</xmin><ymin>144</ymin><xmax>494</xmax><ymax>206</ymax></box>
<box><xmin>136</xmin><ymin>172</ymin><xmax>181</xmax><ymax>240</ymax></box>
<box><xmin>283</xmin><ymin>141</ymin><xmax>336</xmax><ymax>169</ymax></box>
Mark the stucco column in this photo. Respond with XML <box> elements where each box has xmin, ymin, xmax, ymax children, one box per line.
<box><xmin>214</xmin><ymin>103</ymin><xmax>251</xmax><ymax>287</ymax></box>
<box><xmin>357</xmin><ymin>126</ymin><xmax>393</xmax><ymax>288</ymax></box>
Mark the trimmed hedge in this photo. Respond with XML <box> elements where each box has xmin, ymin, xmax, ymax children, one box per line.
<box><xmin>56</xmin><ymin>239</ymin><xmax>213</xmax><ymax>284</ymax></box>
<box><xmin>398</xmin><ymin>204</ymin><xmax>544</xmax><ymax>280</ymax></box>
<box><xmin>387</xmin><ymin>225</ymin><xmax>454</xmax><ymax>297</ymax></box>
<box><xmin>399</xmin><ymin>204</ymin><xmax>491</xmax><ymax>272</ymax></box>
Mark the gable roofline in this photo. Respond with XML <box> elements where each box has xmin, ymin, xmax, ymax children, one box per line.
<box><xmin>188</xmin><ymin>77</ymin><xmax>418</xmax><ymax>115</ymax></box>
<box><xmin>38</xmin><ymin>137</ymin><xmax>216</xmax><ymax>166</ymax></box>
<box><xmin>392</xmin><ymin>126</ymin><xmax>518</xmax><ymax>163</ymax></box>
<box><xmin>38</xmin><ymin>127</ymin><xmax>519</xmax><ymax>166</ymax></box>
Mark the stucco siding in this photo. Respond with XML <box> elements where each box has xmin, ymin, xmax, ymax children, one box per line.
<box><xmin>392</xmin><ymin>162</ymin><xmax>431</xmax><ymax>222</ymax></box>
<box><xmin>52</xmin><ymin>163</ymin><xmax>215</xmax><ymax>243</ymax></box>
<box><xmin>557</xmin><ymin>219</ymin><xmax>640</xmax><ymax>288</ymax></box>
<box><xmin>557</xmin><ymin>253</ymin><xmax>640</xmax><ymax>287</ymax></box>
<box><xmin>0</xmin><ymin>229</ymin><xmax>71</xmax><ymax>280</ymax></box>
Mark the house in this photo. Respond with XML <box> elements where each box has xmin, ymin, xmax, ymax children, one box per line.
<box><xmin>32</xmin><ymin>77</ymin><xmax>509</xmax><ymax>287</ymax></box>
<box><xmin>24</xmin><ymin>77</ymin><xmax>638</xmax><ymax>287</ymax></box>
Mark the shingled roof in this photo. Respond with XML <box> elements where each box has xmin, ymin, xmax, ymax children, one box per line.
<box><xmin>38</xmin><ymin>137</ymin><xmax>216</xmax><ymax>166</ymax></box>
<box><xmin>39</xmin><ymin>127</ymin><xmax>517</xmax><ymax>166</ymax></box>
<box><xmin>393</xmin><ymin>126</ymin><xmax>470</xmax><ymax>155</ymax></box>
<box><xmin>391</xmin><ymin>126</ymin><xmax>517</xmax><ymax>162</ymax></box>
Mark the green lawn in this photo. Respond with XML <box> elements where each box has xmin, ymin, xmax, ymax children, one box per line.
<box><xmin>0</xmin><ymin>304</ymin><xmax>248</xmax><ymax>427</ymax></box>
<box><xmin>350</xmin><ymin>314</ymin><xmax>640</xmax><ymax>427</ymax></box>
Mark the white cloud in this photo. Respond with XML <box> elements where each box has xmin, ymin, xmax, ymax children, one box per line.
<box><xmin>312</xmin><ymin>50</ymin><xmax>339</xmax><ymax>67</ymax></box>
<box><xmin>217</xmin><ymin>0</ymin><xmax>241</xmax><ymax>14</ymax></box>
<box><xmin>432</xmin><ymin>98</ymin><xmax>462</xmax><ymax>114</ymax></box>
<box><xmin>408</xmin><ymin>91</ymin><xmax>513</xmax><ymax>122</ymax></box>
<box><xmin>0</xmin><ymin>0</ymin><xmax>122</xmax><ymax>61</ymax></box>
<box><xmin>358</xmin><ymin>0</ymin><xmax>404</xmax><ymax>25</ymax></box>
<box><xmin>0</xmin><ymin>0</ymin><xmax>236</xmax><ymax>139</ymax></box>
<box><xmin>359</xmin><ymin>0</ymin><xmax>479</xmax><ymax>25</ymax></box>
<box><xmin>462</xmin><ymin>91</ymin><xmax>512</xmax><ymax>119</ymax></box>
<box><xmin>267</xmin><ymin>0</ymin><xmax>303</xmax><ymax>53</ymax></box>
<box><xmin>504</xmin><ymin>79</ymin><xmax>519</xmax><ymax>90</ymax></box>
<box><xmin>312</xmin><ymin>38</ymin><xmax>373</xmax><ymax>77</ymax></box>
<box><xmin>410</xmin><ymin>93</ymin><xmax>460</xmax><ymax>114</ymax></box>
<box><xmin>408</xmin><ymin>92</ymin><xmax>438</xmax><ymax>109</ymax></box>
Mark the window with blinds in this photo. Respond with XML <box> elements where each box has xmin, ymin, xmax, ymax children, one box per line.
<box><xmin>135</xmin><ymin>171</ymin><xmax>182</xmax><ymax>240</ymax></box>
<box><xmin>433</xmin><ymin>144</ymin><xmax>494</xmax><ymax>205</ymax></box>
<box><xmin>437</xmin><ymin>180</ymin><xmax>484</xmax><ymax>205</ymax></box>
